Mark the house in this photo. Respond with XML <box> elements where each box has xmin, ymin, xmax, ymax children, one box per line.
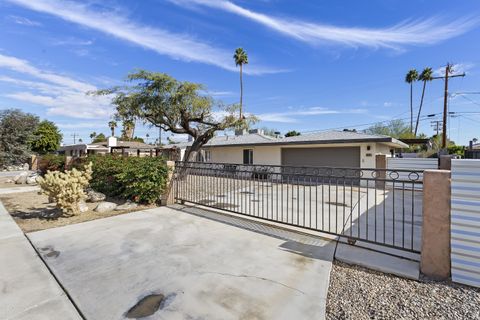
<box><xmin>59</xmin><ymin>137</ymin><xmax>159</xmax><ymax>157</ymax></box>
<box><xmin>171</xmin><ymin>129</ymin><xmax>408</xmax><ymax>168</ymax></box>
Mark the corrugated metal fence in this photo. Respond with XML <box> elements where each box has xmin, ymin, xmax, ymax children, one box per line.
<box><xmin>451</xmin><ymin>159</ymin><xmax>480</xmax><ymax>287</ymax></box>
<box><xmin>387</xmin><ymin>158</ymin><xmax>438</xmax><ymax>189</ymax></box>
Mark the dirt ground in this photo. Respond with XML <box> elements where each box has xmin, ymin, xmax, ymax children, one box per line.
<box><xmin>0</xmin><ymin>191</ymin><xmax>156</xmax><ymax>233</ymax></box>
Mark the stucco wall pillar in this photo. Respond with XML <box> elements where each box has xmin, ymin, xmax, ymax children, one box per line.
<box><xmin>421</xmin><ymin>170</ymin><xmax>451</xmax><ymax>279</ymax></box>
<box><xmin>375</xmin><ymin>154</ymin><xmax>387</xmax><ymax>188</ymax></box>
<box><xmin>439</xmin><ymin>155</ymin><xmax>452</xmax><ymax>170</ymax></box>
<box><xmin>161</xmin><ymin>161</ymin><xmax>176</xmax><ymax>206</ymax></box>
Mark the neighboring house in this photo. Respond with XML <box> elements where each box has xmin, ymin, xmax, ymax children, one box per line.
<box><xmin>59</xmin><ymin>137</ymin><xmax>159</xmax><ymax>157</ymax></box>
<box><xmin>171</xmin><ymin>129</ymin><xmax>408</xmax><ymax>168</ymax></box>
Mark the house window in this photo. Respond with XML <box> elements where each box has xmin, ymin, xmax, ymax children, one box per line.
<box><xmin>243</xmin><ymin>149</ymin><xmax>253</xmax><ymax>164</ymax></box>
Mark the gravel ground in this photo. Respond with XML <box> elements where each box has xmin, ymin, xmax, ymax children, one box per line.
<box><xmin>327</xmin><ymin>261</ymin><xmax>480</xmax><ymax>320</ymax></box>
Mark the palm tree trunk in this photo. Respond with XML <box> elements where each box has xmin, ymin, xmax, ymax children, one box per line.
<box><xmin>414</xmin><ymin>81</ymin><xmax>427</xmax><ymax>136</ymax></box>
<box><xmin>410</xmin><ymin>83</ymin><xmax>413</xmax><ymax>134</ymax></box>
<box><xmin>239</xmin><ymin>64</ymin><xmax>243</xmax><ymax>119</ymax></box>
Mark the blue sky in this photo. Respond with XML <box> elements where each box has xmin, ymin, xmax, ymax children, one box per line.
<box><xmin>1</xmin><ymin>0</ymin><xmax>479</xmax><ymax>145</ymax></box>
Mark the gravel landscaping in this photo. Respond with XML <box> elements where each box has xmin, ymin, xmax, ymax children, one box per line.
<box><xmin>327</xmin><ymin>261</ymin><xmax>480</xmax><ymax>320</ymax></box>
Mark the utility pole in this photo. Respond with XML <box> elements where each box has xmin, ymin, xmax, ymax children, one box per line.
<box><xmin>430</xmin><ymin>120</ymin><xmax>442</xmax><ymax>136</ymax></box>
<box><xmin>71</xmin><ymin>133</ymin><xmax>79</xmax><ymax>144</ymax></box>
<box><xmin>431</xmin><ymin>63</ymin><xmax>465</xmax><ymax>149</ymax></box>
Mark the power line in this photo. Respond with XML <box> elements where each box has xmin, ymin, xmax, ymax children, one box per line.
<box><xmin>458</xmin><ymin>94</ymin><xmax>480</xmax><ymax>107</ymax></box>
<box><xmin>300</xmin><ymin>113</ymin><xmax>440</xmax><ymax>134</ymax></box>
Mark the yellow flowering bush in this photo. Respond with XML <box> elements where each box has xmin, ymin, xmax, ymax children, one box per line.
<box><xmin>38</xmin><ymin>162</ymin><xmax>93</xmax><ymax>215</ymax></box>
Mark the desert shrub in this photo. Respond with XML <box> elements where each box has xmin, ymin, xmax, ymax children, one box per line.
<box><xmin>84</xmin><ymin>155</ymin><xmax>125</xmax><ymax>197</ymax></box>
<box><xmin>39</xmin><ymin>154</ymin><xmax>66</xmax><ymax>174</ymax></box>
<box><xmin>38</xmin><ymin>162</ymin><xmax>92</xmax><ymax>215</ymax></box>
<box><xmin>85</xmin><ymin>156</ymin><xmax>169</xmax><ymax>204</ymax></box>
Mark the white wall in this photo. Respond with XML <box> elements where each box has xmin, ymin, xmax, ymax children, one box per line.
<box><xmin>206</xmin><ymin>142</ymin><xmax>393</xmax><ymax>168</ymax></box>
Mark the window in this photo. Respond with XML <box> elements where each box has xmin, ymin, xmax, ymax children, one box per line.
<box><xmin>243</xmin><ymin>149</ymin><xmax>253</xmax><ymax>164</ymax></box>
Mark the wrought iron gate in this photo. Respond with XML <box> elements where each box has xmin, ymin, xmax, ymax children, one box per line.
<box><xmin>173</xmin><ymin>162</ymin><xmax>423</xmax><ymax>253</ymax></box>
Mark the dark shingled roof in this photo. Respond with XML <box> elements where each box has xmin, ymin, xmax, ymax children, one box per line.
<box><xmin>170</xmin><ymin>130</ymin><xmax>408</xmax><ymax>148</ymax></box>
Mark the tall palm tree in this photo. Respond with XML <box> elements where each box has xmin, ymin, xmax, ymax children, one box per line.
<box><xmin>234</xmin><ymin>48</ymin><xmax>248</xmax><ymax>119</ymax></box>
<box><xmin>108</xmin><ymin>120</ymin><xmax>117</xmax><ymax>137</ymax></box>
<box><xmin>414</xmin><ymin>67</ymin><xmax>433</xmax><ymax>136</ymax></box>
<box><xmin>405</xmin><ymin>69</ymin><xmax>419</xmax><ymax>134</ymax></box>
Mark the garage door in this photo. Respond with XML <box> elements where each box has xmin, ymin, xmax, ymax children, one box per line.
<box><xmin>281</xmin><ymin>147</ymin><xmax>361</xmax><ymax>168</ymax></box>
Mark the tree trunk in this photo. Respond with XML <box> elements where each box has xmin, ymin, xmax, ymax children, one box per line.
<box><xmin>111</xmin><ymin>127</ymin><xmax>115</xmax><ymax>137</ymax></box>
<box><xmin>414</xmin><ymin>81</ymin><xmax>427</xmax><ymax>136</ymax></box>
<box><xmin>240</xmin><ymin>64</ymin><xmax>243</xmax><ymax>119</ymax></box>
<box><xmin>410</xmin><ymin>83</ymin><xmax>413</xmax><ymax>134</ymax></box>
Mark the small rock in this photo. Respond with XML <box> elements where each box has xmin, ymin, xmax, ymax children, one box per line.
<box><xmin>13</xmin><ymin>171</ymin><xmax>28</xmax><ymax>183</ymax></box>
<box><xmin>15</xmin><ymin>172</ymin><xmax>28</xmax><ymax>184</ymax></box>
<box><xmin>26</xmin><ymin>176</ymin><xmax>37</xmax><ymax>185</ymax></box>
<box><xmin>78</xmin><ymin>201</ymin><xmax>88</xmax><ymax>213</ymax></box>
<box><xmin>22</xmin><ymin>163</ymin><xmax>30</xmax><ymax>170</ymax></box>
<box><xmin>5</xmin><ymin>179</ymin><xmax>14</xmax><ymax>184</ymax></box>
<box><xmin>94</xmin><ymin>201</ymin><xmax>117</xmax><ymax>213</ymax></box>
<box><xmin>115</xmin><ymin>200</ymin><xmax>138</xmax><ymax>211</ymax></box>
<box><xmin>86</xmin><ymin>189</ymin><xmax>106</xmax><ymax>202</ymax></box>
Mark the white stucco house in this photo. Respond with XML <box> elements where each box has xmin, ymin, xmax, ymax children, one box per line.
<box><xmin>59</xmin><ymin>137</ymin><xmax>158</xmax><ymax>157</ymax></box>
<box><xmin>171</xmin><ymin>129</ymin><xmax>408</xmax><ymax>168</ymax></box>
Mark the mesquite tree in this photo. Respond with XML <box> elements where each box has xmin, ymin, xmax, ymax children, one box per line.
<box><xmin>96</xmin><ymin>70</ymin><xmax>255</xmax><ymax>162</ymax></box>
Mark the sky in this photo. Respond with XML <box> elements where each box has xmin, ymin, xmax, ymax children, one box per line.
<box><xmin>0</xmin><ymin>0</ymin><xmax>479</xmax><ymax>145</ymax></box>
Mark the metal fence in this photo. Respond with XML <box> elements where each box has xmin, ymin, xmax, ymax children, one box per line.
<box><xmin>173</xmin><ymin>162</ymin><xmax>424</xmax><ymax>253</ymax></box>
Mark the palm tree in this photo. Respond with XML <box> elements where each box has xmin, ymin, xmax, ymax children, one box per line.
<box><xmin>108</xmin><ymin>120</ymin><xmax>117</xmax><ymax>137</ymax></box>
<box><xmin>405</xmin><ymin>69</ymin><xmax>419</xmax><ymax>134</ymax></box>
<box><xmin>234</xmin><ymin>48</ymin><xmax>248</xmax><ymax>119</ymax></box>
<box><xmin>414</xmin><ymin>67</ymin><xmax>433</xmax><ymax>136</ymax></box>
<box><xmin>122</xmin><ymin>119</ymin><xmax>135</xmax><ymax>140</ymax></box>
<box><xmin>89</xmin><ymin>131</ymin><xmax>97</xmax><ymax>142</ymax></box>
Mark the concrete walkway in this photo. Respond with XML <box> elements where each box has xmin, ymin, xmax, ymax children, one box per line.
<box><xmin>0</xmin><ymin>202</ymin><xmax>81</xmax><ymax>320</ymax></box>
<box><xmin>27</xmin><ymin>205</ymin><xmax>336</xmax><ymax>320</ymax></box>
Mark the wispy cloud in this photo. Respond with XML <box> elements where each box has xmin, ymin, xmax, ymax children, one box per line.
<box><xmin>51</xmin><ymin>37</ymin><xmax>94</xmax><ymax>46</ymax></box>
<box><xmin>257</xmin><ymin>107</ymin><xmax>367</xmax><ymax>123</ymax></box>
<box><xmin>172</xmin><ymin>0</ymin><xmax>478</xmax><ymax>50</ymax></box>
<box><xmin>0</xmin><ymin>53</ymin><xmax>112</xmax><ymax>118</ymax></box>
<box><xmin>8</xmin><ymin>15</ymin><xmax>42</xmax><ymax>26</ymax></box>
<box><xmin>7</xmin><ymin>0</ymin><xmax>281</xmax><ymax>75</ymax></box>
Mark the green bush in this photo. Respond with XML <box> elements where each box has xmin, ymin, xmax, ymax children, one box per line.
<box><xmin>85</xmin><ymin>156</ymin><xmax>169</xmax><ymax>204</ymax></box>
<box><xmin>40</xmin><ymin>154</ymin><xmax>66</xmax><ymax>174</ymax></box>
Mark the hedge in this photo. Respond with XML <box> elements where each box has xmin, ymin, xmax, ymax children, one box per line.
<box><xmin>77</xmin><ymin>155</ymin><xmax>170</xmax><ymax>204</ymax></box>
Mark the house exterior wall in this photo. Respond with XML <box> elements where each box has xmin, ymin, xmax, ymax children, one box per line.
<box><xmin>205</xmin><ymin>142</ymin><xmax>393</xmax><ymax>169</ymax></box>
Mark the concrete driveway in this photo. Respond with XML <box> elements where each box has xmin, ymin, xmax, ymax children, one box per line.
<box><xmin>28</xmin><ymin>206</ymin><xmax>336</xmax><ymax>320</ymax></box>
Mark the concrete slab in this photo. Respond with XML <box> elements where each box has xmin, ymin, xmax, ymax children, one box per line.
<box><xmin>0</xmin><ymin>186</ymin><xmax>40</xmax><ymax>195</ymax></box>
<box><xmin>335</xmin><ymin>243</ymin><xmax>420</xmax><ymax>280</ymax></box>
<box><xmin>0</xmin><ymin>202</ymin><xmax>81</xmax><ymax>320</ymax></box>
<box><xmin>28</xmin><ymin>206</ymin><xmax>336</xmax><ymax>320</ymax></box>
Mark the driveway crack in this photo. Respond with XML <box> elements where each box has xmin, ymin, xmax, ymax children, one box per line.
<box><xmin>198</xmin><ymin>271</ymin><xmax>306</xmax><ymax>294</ymax></box>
